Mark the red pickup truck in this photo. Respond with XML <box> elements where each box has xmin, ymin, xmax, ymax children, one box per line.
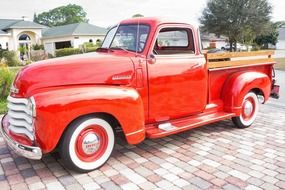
<box><xmin>1</xmin><ymin>17</ymin><xmax>280</xmax><ymax>172</ymax></box>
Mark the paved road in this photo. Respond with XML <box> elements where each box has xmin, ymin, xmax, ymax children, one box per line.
<box><xmin>0</xmin><ymin>105</ymin><xmax>284</xmax><ymax>190</ymax></box>
<box><xmin>0</xmin><ymin>72</ymin><xmax>284</xmax><ymax>190</ymax></box>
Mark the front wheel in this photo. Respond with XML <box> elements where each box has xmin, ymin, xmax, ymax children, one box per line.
<box><xmin>232</xmin><ymin>92</ymin><xmax>259</xmax><ymax>128</ymax></box>
<box><xmin>60</xmin><ymin>116</ymin><xmax>115</xmax><ymax>172</ymax></box>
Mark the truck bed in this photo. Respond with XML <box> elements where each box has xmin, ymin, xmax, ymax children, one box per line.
<box><xmin>206</xmin><ymin>51</ymin><xmax>275</xmax><ymax>103</ymax></box>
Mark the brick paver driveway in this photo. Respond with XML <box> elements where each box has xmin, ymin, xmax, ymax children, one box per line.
<box><xmin>0</xmin><ymin>102</ymin><xmax>284</xmax><ymax>190</ymax></box>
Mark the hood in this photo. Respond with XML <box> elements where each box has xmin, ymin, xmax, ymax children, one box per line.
<box><xmin>13</xmin><ymin>52</ymin><xmax>135</xmax><ymax>97</ymax></box>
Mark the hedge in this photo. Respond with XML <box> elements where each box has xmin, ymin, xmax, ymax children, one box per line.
<box><xmin>55</xmin><ymin>46</ymin><xmax>99</xmax><ymax>57</ymax></box>
<box><xmin>55</xmin><ymin>48</ymin><xmax>82</xmax><ymax>57</ymax></box>
<box><xmin>85</xmin><ymin>46</ymin><xmax>99</xmax><ymax>53</ymax></box>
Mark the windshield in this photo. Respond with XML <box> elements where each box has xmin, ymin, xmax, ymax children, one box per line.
<box><xmin>101</xmin><ymin>24</ymin><xmax>150</xmax><ymax>53</ymax></box>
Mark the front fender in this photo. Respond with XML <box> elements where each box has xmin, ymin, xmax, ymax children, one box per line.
<box><xmin>222</xmin><ymin>71</ymin><xmax>271</xmax><ymax>114</ymax></box>
<box><xmin>33</xmin><ymin>85</ymin><xmax>145</xmax><ymax>153</ymax></box>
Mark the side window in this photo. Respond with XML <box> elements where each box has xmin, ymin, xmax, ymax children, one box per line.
<box><xmin>154</xmin><ymin>28</ymin><xmax>195</xmax><ymax>55</ymax></box>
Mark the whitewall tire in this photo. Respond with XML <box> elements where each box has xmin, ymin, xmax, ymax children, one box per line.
<box><xmin>60</xmin><ymin>116</ymin><xmax>115</xmax><ymax>172</ymax></box>
<box><xmin>232</xmin><ymin>92</ymin><xmax>259</xmax><ymax>128</ymax></box>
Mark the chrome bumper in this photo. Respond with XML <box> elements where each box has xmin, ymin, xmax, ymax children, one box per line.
<box><xmin>0</xmin><ymin>114</ymin><xmax>42</xmax><ymax>160</ymax></box>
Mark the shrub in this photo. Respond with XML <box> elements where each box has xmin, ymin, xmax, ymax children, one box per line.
<box><xmin>55</xmin><ymin>48</ymin><xmax>82</xmax><ymax>57</ymax></box>
<box><xmin>0</xmin><ymin>65</ymin><xmax>15</xmax><ymax>99</ymax></box>
<box><xmin>96</xmin><ymin>39</ymin><xmax>102</xmax><ymax>47</ymax></box>
<box><xmin>251</xmin><ymin>44</ymin><xmax>261</xmax><ymax>51</ymax></box>
<box><xmin>18</xmin><ymin>46</ymin><xmax>27</xmax><ymax>55</ymax></box>
<box><xmin>0</xmin><ymin>49</ymin><xmax>7</xmax><ymax>59</ymax></box>
<box><xmin>0</xmin><ymin>98</ymin><xmax>7</xmax><ymax>114</ymax></box>
<box><xmin>83</xmin><ymin>42</ymin><xmax>96</xmax><ymax>47</ymax></box>
<box><xmin>32</xmin><ymin>44</ymin><xmax>44</xmax><ymax>50</ymax></box>
<box><xmin>2</xmin><ymin>51</ymin><xmax>20</xmax><ymax>66</ymax></box>
<box><xmin>86</xmin><ymin>46</ymin><xmax>99</xmax><ymax>53</ymax></box>
<box><xmin>48</xmin><ymin>53</ymin><xmax>55</xmax><ymax>59</ymax></box>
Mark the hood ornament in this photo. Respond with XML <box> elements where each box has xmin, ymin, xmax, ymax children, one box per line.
<box><xmin>10</xmin><ymin>85</ymin><xmax>19</xmax><ymax>94</ymax></box>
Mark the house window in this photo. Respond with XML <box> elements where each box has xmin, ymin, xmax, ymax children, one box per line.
<box><xmin>19</xmin><ymin>34</ymin><xmax>31</xmax><ymax>41</ymax></box>
<box><xmin>55</xmin><ymin>41</ymin><xmax>72</xmax><ymax>49</ymax></box>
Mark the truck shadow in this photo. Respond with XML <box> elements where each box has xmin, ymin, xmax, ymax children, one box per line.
<box><xmin>42</xmin><ymin>118</ymin><xmax>250</xmax><ymax>174</ymax></box>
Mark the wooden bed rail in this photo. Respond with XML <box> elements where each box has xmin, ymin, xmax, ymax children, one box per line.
<box><xmin>205</xmin><ymin>50</ymin><xmax>275</xmax><ymax>69</ymax></box>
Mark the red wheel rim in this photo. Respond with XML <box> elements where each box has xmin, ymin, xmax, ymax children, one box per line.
<box><xmin>241</xmin><ymin>96</ymin><xmax>256</xmax><ymax>121</ymax></box>
<box><xmin>75</xmin><ymin>125</ymin><xmax>108</xmax><ymax>162</ymax></box>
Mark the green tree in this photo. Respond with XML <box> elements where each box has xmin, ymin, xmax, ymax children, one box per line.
<box><xmin>200</xmin><ymin>0</ymin><xmax>272</xmax><ymax>51</ymax></box>
<box><xmin>254</xmin><ymin>21</ymin><xmax>285</xmax><ymax>48</ymax></box>
<box><xmin>34</xmin><ymin>4</ymin><xmax>89</xmax><ymax>27</ymax></box>
<box><xmin>132</xmin><ymin>14</ymin><xmax>144</xmax><ymax>18</ymax></box>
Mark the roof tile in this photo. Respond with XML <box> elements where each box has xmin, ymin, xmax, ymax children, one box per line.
<box><xmin>42</xmin><ymin>23</ymin><xmax>107</xmax><ymax>38</ymax></box>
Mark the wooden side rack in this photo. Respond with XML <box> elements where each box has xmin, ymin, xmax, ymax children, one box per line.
<box><xmin>205</xmin><ymin>50</ymin><xmax>275</xmax><ymax>69</ymax></box>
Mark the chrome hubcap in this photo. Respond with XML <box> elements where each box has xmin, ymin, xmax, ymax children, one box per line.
<box><xmin>82</xmin><ymin>133</ymin><xmax>100</xmax><ymax>155</ymax></box>
<box><xmin>244</xmin><ymin>100</ymin><xmax>253</xmax><ymax>117</ymax></box>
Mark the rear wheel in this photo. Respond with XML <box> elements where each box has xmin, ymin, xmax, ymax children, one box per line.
<box><xmin>232</xmin><ymin>92</ymin><xmax>259</xmax><ymax>128</ymax></box>
<box><xmin>60</xmin><ymin>116</ymin><xmax>115</xmax><ymax>172</ymax></box>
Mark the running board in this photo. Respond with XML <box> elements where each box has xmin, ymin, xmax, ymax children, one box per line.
<box><xmin>146</xmin><ymin>112</ymin><xmax>235</xmax><ymax>139</ymax></box>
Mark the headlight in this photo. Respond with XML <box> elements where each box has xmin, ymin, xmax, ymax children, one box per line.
<box><xmin>27</xmin><ymin>97</ymin><xmax>36</xmax><ymax>117</ymax></box>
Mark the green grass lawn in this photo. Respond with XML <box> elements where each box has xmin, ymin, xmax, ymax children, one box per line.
<box><xmin>0</xmin><ymin>99</ymin><xmax>7</xmax><ymax>114</ymax></box>
<box><xmin>274</xmin><ymin>58</ymin><xmax>285</xmax><ymax>71</ymax></box>
<box><xmin>0</xmin><ymin>66</ymin><xmax>22</xmax><ymax>114</ymax></box>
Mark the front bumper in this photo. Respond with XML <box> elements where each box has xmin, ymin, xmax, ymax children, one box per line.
<box><xmin>270</xmin><ymin>84</ymin><xmax>280</xmax><ymax>99</ymax></box>
<box><xmin>0</xmin><ymin>114</ymin><xmax>42</xmax><ymax>160</ymax></box>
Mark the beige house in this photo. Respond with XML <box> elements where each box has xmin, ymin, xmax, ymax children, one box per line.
<box><xmin>42</xmin><ymin>23</ymin><xmax>107</xmax><ymax>55</ymax></box>
<box><xmin>0</xmin><ymin>19</ymin><xmax>45</xmax><ymax>53</ymax></box>
<box><xmin>0</xmin><ymin>18</ymin><xmax>107</xmax><ymax>56</ymax></box>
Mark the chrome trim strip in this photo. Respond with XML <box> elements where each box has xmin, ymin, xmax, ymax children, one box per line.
<box><xmin>8</xmin><ymin>110</ymin><xmax>33</xmax><ymax>124</ymax></box>
<box><xmin>7</xmin><ymin>96</ymin><xmax>28</xmax><ymax>105</ymax></box>
<box><xmin>30</xmin><ymin>97</ymin><xmax>36</xmax><ymax>117</ymax></box>
<box><xmin>7</xmin><ymin>95</ymin><xmax>34</xmax><ymax>141</ymax></box>
<box><xmin>9</xmin><ymin>125</ymin><xmax>34</xmax><ymax>140</ymax></box>
<box><xmin>7</xmin><ymin>103</ymin><xmax>32</xmax><ymax>116</ymax></box>
<box><xmin>9</xmin><ymin>118</ymin><xmax>33</xmax><ymax>131</ymax></box>
<box><xmin>0</xmin><ymin>114</ymin><xmax>42</xmax><ymax>160</ymax></box>
<box><xmin>125</xmin><ymin>129</ymin><xmax>145</xmax><ymax>136</ymax></box>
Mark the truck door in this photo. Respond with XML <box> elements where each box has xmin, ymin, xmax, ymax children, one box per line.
<box><xmin>147</xmin><ymin>26</ymin><xmax>207</xmax><ymax>122</ymax></box>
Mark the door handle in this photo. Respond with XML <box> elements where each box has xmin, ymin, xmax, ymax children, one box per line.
<box><xmin>190</xmin><ymin>63</ymin><xmax>200</xmax><ymax>69</ymax></box>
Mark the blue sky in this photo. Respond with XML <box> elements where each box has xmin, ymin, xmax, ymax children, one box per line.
<box><xmin>0</xmin><ymin>0</ymin><xmax>284</xmax><ymax>27</ymax></box>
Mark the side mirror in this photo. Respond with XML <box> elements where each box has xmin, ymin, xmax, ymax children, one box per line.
<box><xmin>148</xmin><ymin>54</ymin><xmax>156</xmax><ymax>64</ymax></box>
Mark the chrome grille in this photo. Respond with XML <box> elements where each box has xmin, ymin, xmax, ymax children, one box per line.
<box><xmin>7</xmin><ymin>96</ymin><xmax>34</xmax><ymax>141</ymax></box>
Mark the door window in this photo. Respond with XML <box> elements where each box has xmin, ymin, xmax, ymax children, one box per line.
<box><xmin>153</xmin><ymin>28</ymin><xmax>195</xmax><ymax>55</ymax></box>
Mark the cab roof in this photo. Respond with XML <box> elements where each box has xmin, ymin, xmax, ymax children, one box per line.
<box><xmin>119</xmin><ymin>17</ymin><xmax>196</xmax><ymax>29</ymax></box>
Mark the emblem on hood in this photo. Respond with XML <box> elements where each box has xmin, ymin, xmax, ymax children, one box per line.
<box><xmin>112</xmin><ymin>75</ymin><xmax>132</xmax><ymax>80</ymax></box>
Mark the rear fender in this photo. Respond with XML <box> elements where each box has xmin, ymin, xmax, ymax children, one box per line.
<box><xmin>33</xmin><ymin>85</ymin><xmax>145</xmax><ymax>153</ymax></box>
<box><xmin>222</xmin><ymin>71</ymin><xmax>271</xmax><ymax>114</ymax></box>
